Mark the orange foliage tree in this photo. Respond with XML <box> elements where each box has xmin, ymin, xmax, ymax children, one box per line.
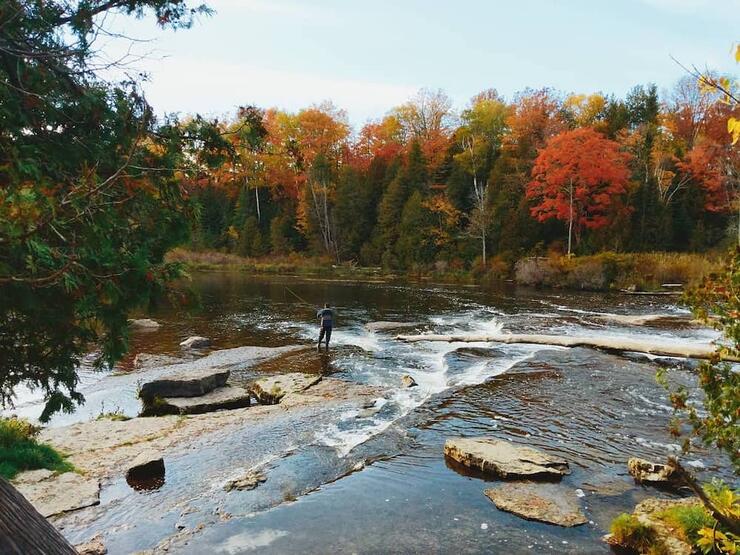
<box><xmin>527</xmin><ymin>128</ymin><xmax>632</xmax><ymax>255</ymax></box>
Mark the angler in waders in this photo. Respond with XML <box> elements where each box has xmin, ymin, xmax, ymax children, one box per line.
<box><xmin>316</xmin><ymin>303</ymin><xmax>334</xmax><ymax>351</ymax></box>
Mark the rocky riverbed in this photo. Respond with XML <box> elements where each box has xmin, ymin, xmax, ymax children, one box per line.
<box><xmin>4</xmin><ymin>273</ymin><xmax>735</xmax><ymax>554</ymax></box>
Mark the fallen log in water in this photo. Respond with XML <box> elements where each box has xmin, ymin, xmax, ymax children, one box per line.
<box><xmin>395</xmin><ymin>333</ymin><xmax>739</xmax><ymax>362</ymax></box>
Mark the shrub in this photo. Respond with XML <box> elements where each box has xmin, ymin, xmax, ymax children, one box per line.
<box><xmin>0</xmin><ymin>417</ymin><xmax>73</xmax><ymax>480</ymax></box>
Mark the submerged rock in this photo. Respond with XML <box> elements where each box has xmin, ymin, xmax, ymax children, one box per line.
<box><xmin>484</xmin><ymin>482</ymin><xmax>587</xmax><ymax>527</ymax></box>
<box><xmin>139</xmin><ymin>367</ymin><xmax>230</xmax><ymax>400</ymax></box>
<box><xmin>129</xmin><ymin>318</ymin><xmax>161</xmax><ymax>329</ymax></box>
<box><xmin>224</xmin><ymin>469</ymin><xmax>267</xmax><ymax>492</ymax></box>
<box><xmin>12</xmin><ymin>469</ymin><xmax>100</xmax><ymax>517</ymax></box>
<box><xmin>444</xmin><ymin>437</ymin><xmax>569</xmax><ymax>479</ymax></box>
<box><xmin>250</xmin><ymin>373</ymin><xmax>322</xmax><ymax>404</ymax></box>
<box><xmin>401</xmin><ymin>375</ymin><xmax>418</xmax><ymax>388</ymax></box>
<box><xmin>148</xmin><ymin>386</ymin><xmax>251</xmax><ymax>415</ymax></box>
<box><xmin>180</xmin><ymin>336</ymin><xmax>211</xmax><ymax>349</ymax></box>
<box><xmin>133</xmin><ymin>353</ymin><xmax>182</xmax><ymax>369</ymax></box>
<box><xmin>628</xmin><ymin>457</ymin><xmax>678</xmax><ymax>485</ymax></box>
<box><xmin>365</xmin><ymin>321</ymin><xmax>423</xmax><ymax>332</ymax></box>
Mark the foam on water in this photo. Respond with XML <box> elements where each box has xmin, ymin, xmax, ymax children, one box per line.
<box><xmin>314</xmin><ymin>315</ymin><xmax>550</xmax><ymax>457</ymax></box>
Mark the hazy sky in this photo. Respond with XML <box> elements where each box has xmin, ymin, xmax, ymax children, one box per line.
<box><xmin>101</xmin><ymin>0</ymin><xmax>739</xmax><ymax>126</ymax></box>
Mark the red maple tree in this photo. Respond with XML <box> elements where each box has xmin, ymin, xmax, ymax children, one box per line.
<box><xmin>527</xmin><ymin>127</ymin><xmax>632</xmax><ymax>255</ymax></box>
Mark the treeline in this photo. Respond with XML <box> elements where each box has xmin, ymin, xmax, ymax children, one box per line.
<box><xmin>183</xmin><ymin>81</ymin><xmax>737</xmax><ymax>270</ymax></box>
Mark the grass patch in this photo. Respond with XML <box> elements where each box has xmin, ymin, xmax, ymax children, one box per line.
<box><xmin>658</xmin><ymin>503</ymin><xmax>715</xmax><ymax>544</ymax></box>
<box><xmin>0</xmin><ymin>417</ymin><xmax>74</xmax><ymax>480</ymax></box>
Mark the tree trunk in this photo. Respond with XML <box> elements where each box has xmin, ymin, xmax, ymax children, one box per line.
<box><xmin>395</xmin><ymin>332</ymin><xmax>740</xmax><ymax>362</ymax></box>
<box><xmin>482</xmin><ymin>232</ymin><xmax>487</xmax><ymax>268</ymax></box>
<box><xmin>567</xmin><ymin>179</ymin><xmax>574</xmax><ymax>257</ymax></box>
<box><xmin>0</xmin><ymin>477</ymin><xmax>76</xmax><ymax>554</ymax></box>
<box><xmin>255</xmin><ymin>185</ymin><xmax>261</xmax><ymax>223</ymax></box>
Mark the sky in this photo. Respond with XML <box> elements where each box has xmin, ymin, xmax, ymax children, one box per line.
<box><xmin>100</xmin><ymin>0</ymin><xmax>739</xmax><ymax>127</ymax></box>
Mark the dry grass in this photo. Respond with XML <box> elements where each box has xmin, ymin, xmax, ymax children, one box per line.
<box><xmin>514</xmin><ymin>252</ymin><xmax>722</xmax><ymax>291</ymax></box>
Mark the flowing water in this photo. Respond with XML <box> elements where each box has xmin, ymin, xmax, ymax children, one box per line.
<box><xmin>8</xmin><ymin>273</ymin><xmax>736</xmax><ymax>554</ymax></box>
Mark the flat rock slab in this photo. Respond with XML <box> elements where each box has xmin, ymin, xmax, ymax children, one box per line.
<box><xmin>365</xmin><ymin>321</ymin><xmax>424</xmax><ymax>332</ymax></box>
<box><xmin>485</xmin><ymin>482</ymin><xmax>587</xmax><ymax>527</ymax></box>
<box><xmin>250</xmin><ymin>373</ymin><xmax>322</xmax><ymax>404</ymax></box>
<box><xmin>13</xmin><ymin>470</ymin><xmax>100</xmax><ymax>517</ymax></box>
<box><xmin>139</xmin><ymin>367</ymin><xmax>230</xmax><ymax>400</ymax></box>
<box><xmin>157</xmin><ymin>386</ymin><xmax>251</xmax><ymax>415</ymax></box>
<box><xmin>444</xmin><ymin>437</ymin><xmax>569</xmax><ymax>478</ymax></box>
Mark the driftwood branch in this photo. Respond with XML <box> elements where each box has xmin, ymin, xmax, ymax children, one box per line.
<box><xmin>395</xmin><ymin>333</ymin><xmax>740</xmax><ymax>362</ymax></box>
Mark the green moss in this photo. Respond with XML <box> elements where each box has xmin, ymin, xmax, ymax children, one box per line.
<box><xmin>609</xmin><ymin>513</ymin><xmax>661</xmax><ymax>553</ymax></box>
<box><xmin>0</xmin><ymin>417</ymin><xmax>74</xmax><ymax>480</ymax></box>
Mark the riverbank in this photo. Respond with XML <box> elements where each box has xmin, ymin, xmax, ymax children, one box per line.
<box><xmin>167</xmin><ymin>248</ymin><xmax>722</xmax><ymax>292</ymax></box>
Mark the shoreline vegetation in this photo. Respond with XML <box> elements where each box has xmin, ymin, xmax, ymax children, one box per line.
<box><xmin>167</xmin><ymin>248</ymin><xmax>722</xmax><ymax>292</ymax></box>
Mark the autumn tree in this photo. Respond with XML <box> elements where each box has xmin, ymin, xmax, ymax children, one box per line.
<box><xmin>0</xmin><ymin>0</ymin><xmax>218</xmax><ymax>420</ymax></box>
<box><xmin>454</xmin><ymin>93</ymin><xmax>509</xmax><ymax>266</ymax></box>
<box><xmin>527</xmin><ymin>128</ymin><xmax>632</xmax><ymax>255</ymax></box>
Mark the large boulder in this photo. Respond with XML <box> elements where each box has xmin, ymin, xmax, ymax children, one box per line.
<box><xmin>12</xmin><ymin>469</ymin><xmax>100</xmax><ymax>517</ymax></box>
<box><xmin>138</xmin><ymin>367</ymin><xmax>230</xmax><ymax>400</ymax></box>
<box><xmin>144</xmin><ymin>386</ymin><xmax>251</xmax><ymax>416</ymax></box>
<box><xmin>628</xmin><ymin>457</ymin><xmax>678</xmax><ymax>485</ymax></box>
<box><xmin>250</xmin><ymin>373</ymin><xmax>321</xmax><ymax>405</ymax></box>
<box><xmin>180</xmin><ymin>336</ymin><xmax>210</xmax><ymax>349</ymax></box>
<box><xmin>444</xmin><ymin>437</ymin><xmax>569</xmax><ymax>479</ymax></box>
<box><xmin>484</xmin><ymin>482</ymin><xmax>588</xmax><ymax>527</ymax></box>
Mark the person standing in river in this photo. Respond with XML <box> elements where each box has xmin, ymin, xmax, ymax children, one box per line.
<box><xmin>316</xmin><ymin>303</ymin><xmax>334</xmax><ymax>351</ymax></box>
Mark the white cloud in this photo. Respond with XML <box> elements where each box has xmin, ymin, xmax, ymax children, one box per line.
<box><xmin>140</xmin><ymin>59</ymin><xmax>418</xmax><ymax>126</ymax></box>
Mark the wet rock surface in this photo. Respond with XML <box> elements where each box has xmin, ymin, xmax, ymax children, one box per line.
<box><xmin>484</xmin><ymin>482</ymin><xmax>588</xmax><ymax>527</ymax></box>
<box><xmin>250</xmin><ymin>373</ymin><xmax>322</xmax><ymax>404</ymax></box>
<box><xmin>444</xmin><ymin>437</ymin><xmax>570</xmax><ymax>479</ymax></box>
<box><xmin>179</xmin><ymin>336</ymin><xmax>211</xmax><ymax>349</ymax></box>
<box><xmin>139</xmin><ymin>367</ymin><xmax>230</xmax><ymax>400</ymax></box>
<box><xmin>133</xmin><ymin>353</ymin><xmax>182</xmax><ymax>370</ymax></box>
<box><xmin>224</xmin><ymin>470</ymin><xmax>267</xmax><ymax>492</ymax></box>
<box><xmin>12</xmin><ymin>469</ymin><xmax>100</xmax><ymax>517</ymax></box>
<box><xmin>401</xmin><ymin>375</ymin><xmax>418</xmax><ymax>388</ymax></box>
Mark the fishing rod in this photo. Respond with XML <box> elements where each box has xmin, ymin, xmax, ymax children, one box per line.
<box><xmin>285</xmin><ymin>286</ymin><xmax>312</xmax><ymax>306</ymax></box>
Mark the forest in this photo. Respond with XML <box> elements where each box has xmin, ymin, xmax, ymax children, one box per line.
<box><xmin>182</xmin><ymin>81</ymin><xmax>739</xmax><ymax>271</ymax></box>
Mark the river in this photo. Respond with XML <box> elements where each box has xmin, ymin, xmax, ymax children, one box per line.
<box><xmin>7</xmin><ymin>273</ymin><xmax>735</xmax><ymax>554</ymax></box>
